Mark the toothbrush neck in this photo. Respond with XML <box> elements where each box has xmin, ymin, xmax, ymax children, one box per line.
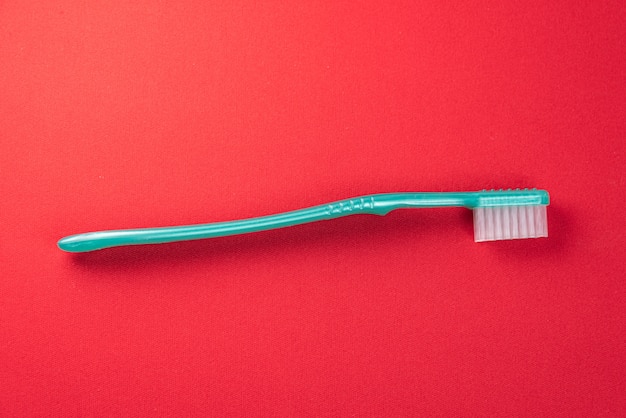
<box><xmin>369</xmin><ymin>192</ymin><xmax>475</xmax><ymax>215</ymax></box>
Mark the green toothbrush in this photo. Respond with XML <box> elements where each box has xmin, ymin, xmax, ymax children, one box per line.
<box><xmin>57</xmin><ymin>189</ymin><xmax>549</xmax><ymax>253</ymax></box>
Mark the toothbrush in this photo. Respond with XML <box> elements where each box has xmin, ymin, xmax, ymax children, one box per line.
<box><xmin>57</xmin><ymin>189</ymin><xmax>549</xmax><ymax>253</ymax></box>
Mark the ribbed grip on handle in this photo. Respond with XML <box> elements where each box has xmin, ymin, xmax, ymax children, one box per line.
<box><xmin>326</xmin><ymin>197</ymin><xmax>376</xmax><ymax>215</ymax></box>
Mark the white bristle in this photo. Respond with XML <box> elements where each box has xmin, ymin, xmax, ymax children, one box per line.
<box><xmin>473</xmin><ymin>205</ymin><xmax>548</xmax><ymax>242</ymax></box>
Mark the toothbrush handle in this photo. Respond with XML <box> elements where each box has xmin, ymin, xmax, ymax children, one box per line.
<box><xmin>58</xmin><ymin>193</ymin><xmax>472</xmax><ymax>252</ymax></box>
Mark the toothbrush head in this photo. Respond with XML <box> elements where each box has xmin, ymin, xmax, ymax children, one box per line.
<box><xmin>472</xmin><ymin>189</ymin><xmax>549</xmax><ymax>242</ymax></box>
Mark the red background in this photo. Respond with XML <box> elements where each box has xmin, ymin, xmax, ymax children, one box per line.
<box><xmin>1</xmin><ymin>1</ymin><xmax>625</xmax><ymax>416</ymax></box>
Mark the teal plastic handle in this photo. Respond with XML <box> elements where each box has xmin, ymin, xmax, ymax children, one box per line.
<box><xmin>57</xmin><ymin>190</ymin><xmax>549</xmax><ymax>252</ymax></box>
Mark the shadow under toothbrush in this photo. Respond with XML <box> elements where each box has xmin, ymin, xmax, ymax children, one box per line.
<box><xmin>479</xmin><ymin>203</ymin><xmax>571</xmax><ymax>258</ymax></box>
<box><xmin>66</xmin><ymin>204</ymin><xmax>568</xmax><ymax>275</ymax></box>
<box><xmin>67</xmin><ymin>207</ymin><xmax>472</xmax><ymax>273</ymax></box>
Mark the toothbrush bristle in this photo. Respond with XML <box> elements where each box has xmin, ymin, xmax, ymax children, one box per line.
<box><xmin>473</xmin><ymin>205</ymin><xmax>548</xmax><ymax>242</ymax></box>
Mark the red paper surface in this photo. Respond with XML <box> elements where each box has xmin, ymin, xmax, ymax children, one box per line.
<box><xmin>1</xmin><ymin>1</ymin><xmax>625</xmax><ymax>416</ymax></box>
